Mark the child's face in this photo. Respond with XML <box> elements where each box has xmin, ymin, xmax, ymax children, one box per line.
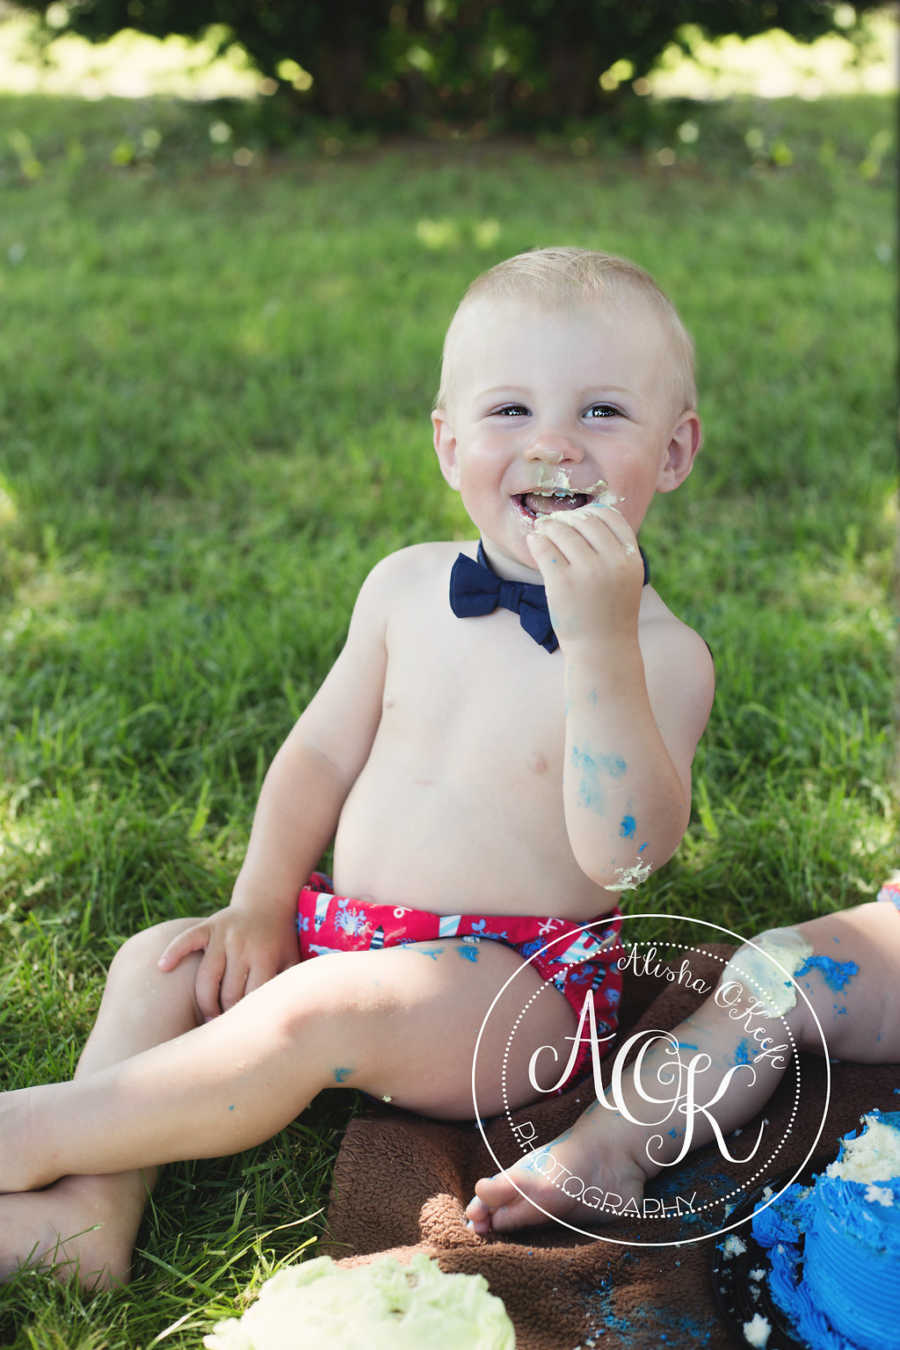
<box><xmin>432</xmin><ymin>296</ymin><xmax>700</xmax><ymax>579</ymax></box>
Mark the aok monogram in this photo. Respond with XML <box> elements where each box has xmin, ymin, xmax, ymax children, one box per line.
<box><xmin>528</xmin><ymin>982</ymin><xmax>789</xmax><ymax>1168</ymax></box>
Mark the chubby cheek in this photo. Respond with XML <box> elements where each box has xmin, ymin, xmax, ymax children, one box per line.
<box><xmin>611</xmin><ymin>461</ymin><xmax>661</xmax><ymax>528</ymax></box>
<box><xmin>455</xmin><ymin>443</ymin><xmax>508</xmax><ymax>501</ymax></box>
<box><xmin>457</xmin><ymin>479</ymin><xmax>508</xmax><ymax>534</ymax></box>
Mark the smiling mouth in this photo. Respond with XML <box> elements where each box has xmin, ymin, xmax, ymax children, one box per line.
<box><xmin>514</xmin><ymin>490</ymin><xmax>593</xmax><ymax>521</ymax></box>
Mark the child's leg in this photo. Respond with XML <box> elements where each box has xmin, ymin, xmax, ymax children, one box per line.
<box><xmin>468</xmin><ymin>900</ymin><xmax>900</xmax><ymax>1233</ymax></box>
<box><xmin>1</xmin><ymin>930</ymin><xmax>576</xmax><ymax>1267</ymax></box>
<box><xmin>0</xmin><ymin>917</ymin><xmax>203</xmax><ymax>1287</ymax></box>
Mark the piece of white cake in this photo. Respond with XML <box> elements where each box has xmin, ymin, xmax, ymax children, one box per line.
<box><xmin>742</xmin><ymin>1312</ymin><xmax>771</xmax><ymax>1347</ymax></box>
<box><xmin>203</xmin><ymin>1252</ymin><xmax>516</xmax><ymax>1350</ymax></box>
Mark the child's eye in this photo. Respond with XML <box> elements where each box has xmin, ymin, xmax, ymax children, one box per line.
<box><xmin>585</xmin><ymin>404</ymin><xmax>619</xmax><ymax>419</ymax></box>
<box><xmin>493</xmin><ymin>404</ymin><xmax>529</xmax><ymax>417</ymax></box>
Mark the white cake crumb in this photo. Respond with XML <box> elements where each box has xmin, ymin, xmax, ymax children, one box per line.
<box><xmin>865</xmin><ymin>1183</ymin><xmax>894</xmax><ymax>1207</ymax></box>
<box><xmin>743</xmin><ymin>1312</ymin><xmax>771</xmax><ymax>1347</ymax></box>
<box><xmin>827</xmin><ymin>1114</ymin><xmax>900</xmax><ymax>1184</ymax></box>
<box><xmin>749</xmin><ymin>1268</ymin><xmax>766</xmax><ymax>1281</ymax></box>
<box><xmin>722</xmin><ymin>1235</ymin><xmax>746</xmax><ymax>1258</ymax></box>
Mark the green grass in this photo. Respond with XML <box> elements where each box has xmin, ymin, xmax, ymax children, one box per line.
<box><xmin>0</xmin><ymin>89</ymin><xmax>896</xmax><ymax>1345</ymax></box>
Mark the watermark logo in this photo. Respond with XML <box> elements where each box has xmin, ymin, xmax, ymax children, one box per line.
<box><xmin>472</xmin><ymin>914</ymin><xmax>831</xmax><ymax>1246</ymax></box>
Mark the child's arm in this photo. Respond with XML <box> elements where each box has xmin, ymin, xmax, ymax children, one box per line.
<box><xmin>528</xmin><ymin>506</ymin><xmax>713</xmax><ymax>891</ymax></box>
<box><xmin>157</xmin><ymin>556</ymin><xmax>393</xmax><ymax>1019</ymax></box>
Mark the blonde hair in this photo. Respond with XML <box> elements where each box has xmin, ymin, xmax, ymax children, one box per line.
<box><xmin>435</xmin><ymin>246</ymin><xmax>697</xmax><ymax>415</ymax></box>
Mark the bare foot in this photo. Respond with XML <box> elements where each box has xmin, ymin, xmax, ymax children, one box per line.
<box><xmin>466</xmin><ymin>1106</ymin><xmax>650</xmax><ymax>1234</ymax></box>
<box><xmin>0</xmin><ymin>1176</ymin><xmax>141</xmax><ymax>1289</ymax></box>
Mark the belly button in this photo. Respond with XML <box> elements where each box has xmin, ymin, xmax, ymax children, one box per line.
<box><xmin>529</xmin><ymin>752</ymin><xmax>548</xmax><ymax>775</ymax></box>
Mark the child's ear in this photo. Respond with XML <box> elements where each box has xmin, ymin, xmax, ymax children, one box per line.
<box><xmin>431</xmin><ymin>409</ymin><xmax>460</xmax><ymax>490</ymax></box>
<box><xmin>656</xmin><ymin>411</ymin><xmax>702</xmax><ymax>494</ymax></box>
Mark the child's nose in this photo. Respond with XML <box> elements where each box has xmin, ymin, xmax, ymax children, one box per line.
<box><xmin>526</xmin><ymin>430</ymin><xmax>584</xmax><ymax>464</ymax></box>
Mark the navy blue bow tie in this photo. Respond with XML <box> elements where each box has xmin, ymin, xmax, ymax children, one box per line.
<box><xmin>449</xmin><ymin>542</ymin><xmax>558</xmax><ymax>652</ymax></box>
<box><xmin>449</xmin><ymin>541</ymin><xmax>650</xmax><ymax>654</ymax></box>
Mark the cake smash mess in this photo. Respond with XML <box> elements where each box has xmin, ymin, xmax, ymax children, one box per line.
<box><xmin>0</xmin><ymin>246</ymin><xmax>715</xmax><ymax>1286</ymax></box>
<box><xmin>751</xmin><ymin>1110</ymin><xmax>900</xmax><ymax>1350</ymax></box>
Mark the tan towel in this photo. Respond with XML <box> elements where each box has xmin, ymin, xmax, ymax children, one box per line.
<box><xmin>325</xmin><ymin>944</ymin><xmax>900</xmax><ymax>1349</ymax></box>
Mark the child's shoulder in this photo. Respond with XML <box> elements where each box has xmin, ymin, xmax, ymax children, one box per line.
<box><xmin>354</xmin><ymin>539</ymin><xmax>464</xmax><ymax>611</ymax></box>
<box><xmin>362</xmin><ymin>539</ymin><xmax>464</xmax><ymax>588</ymax></box>
<box><xmin>640</xmin><ymin>586</ymin><xmax>715</xmax><ymax>691</ymax></box>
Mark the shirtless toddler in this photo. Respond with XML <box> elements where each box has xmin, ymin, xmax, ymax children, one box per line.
<box><xmin>0</xmin><ymin>246</ymin><xmax>715</xmax><ymax>1286</ymax></box>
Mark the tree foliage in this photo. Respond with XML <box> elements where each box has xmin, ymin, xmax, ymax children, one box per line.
<box><xmin>20</xmin><ymin>1</ymin><xmax>886</xmax><ymax>127</ymax></box>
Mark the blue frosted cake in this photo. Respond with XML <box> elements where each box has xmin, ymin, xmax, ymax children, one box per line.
<box><xmin>751</xmin><ymin>1111</ymin><xmax>900</xmax><ymax>1350</ymax></box>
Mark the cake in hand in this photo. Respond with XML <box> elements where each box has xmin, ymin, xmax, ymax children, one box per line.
<box><xmin>751</xmin><ymin>1110</ymin><xmax>900</xmax><ymax>1350</ymax></box>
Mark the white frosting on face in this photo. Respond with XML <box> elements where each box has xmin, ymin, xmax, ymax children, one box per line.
<box><xmin>528</xmin><ymin>465</ymin><xmax>620</xmax><ymax>501</ymax></box>
<box><xmin>719</xmin><ymin>928</ymin><xmax>814</xmax><ymax>1017</ymax></box>
<box><xmin>531</xmin><ymin>465</ymin><xmax>611</xmax><ymax>493</ymax></box>
<box><xmin>531</xmin><ymin>463</ymin><xmax>575</xmax><ymax>492</ymax></box>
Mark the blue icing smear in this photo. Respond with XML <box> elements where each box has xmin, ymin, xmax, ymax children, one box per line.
<box><xmin>619</xmin><ymin>814</ymin><xmax>636</xmax><ymax>838</ymax></box>
<box><xmin>571</xmin><ymin>746</ymin><xmax>627</xmax><ymax>814</ymax></box>
<box><xmin>793</xmin><ymin>954</ymin><xmax>859</xmax><ymax>992</ymax></box>
<box><xmin>752</xmin><ymin>1183</ymin><xmax>808</xmax><ymax>1247</ymax></box>
<box><xmin>584</xmin><ymin>1280</ymin><xmax>715</xmax><ymax>1344</ymax></box>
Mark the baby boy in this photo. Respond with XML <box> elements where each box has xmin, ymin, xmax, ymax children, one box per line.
<box><xmin>0</xmin><ymin>247</ymin><xmax>714</xmax><ymax>1286</ymax></box>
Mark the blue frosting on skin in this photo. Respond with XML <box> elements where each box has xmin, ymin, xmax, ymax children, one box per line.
<box><xmin>793</xmin><ymin>954</ymin><xmax>859</xmax><ymax>992</ymax></box>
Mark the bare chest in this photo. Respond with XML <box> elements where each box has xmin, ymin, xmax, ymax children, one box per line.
<box><xmin>379</xmin><ymin>599</ymin><xmax>567</xmax><ymax>792</ymax></box>
<box><xmin>332</xmin><ymin>550</ymin><xmax>611</xmax><ymax>914</ymax></box>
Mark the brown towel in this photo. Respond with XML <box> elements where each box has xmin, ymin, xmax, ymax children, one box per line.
<box><xmin>325</xmin><ymin>944</ymin><xmax>900</xmax><ymax>1349</ymax></box>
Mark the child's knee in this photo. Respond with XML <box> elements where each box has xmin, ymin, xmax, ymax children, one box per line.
<box><xmin>715</xmin><ymin>925</ymin><xmax>817</xmax><ymax>1042</ymax></box>
<box><xmin>109</xmin><ymin>919</ymin><xmax>199</xmax><ymax>982</ymax></box>
<box><xmin>719</xmin><ymin>926</ymin><xmax>811</xmax><ymax>1005</ymax></box>
<box><xmin>264</xmin><ymin>949</ymin><xmax>438</xmax><ymax>1050</ymax></box>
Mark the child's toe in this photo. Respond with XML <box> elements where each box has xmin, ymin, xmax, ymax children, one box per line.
<box><xmin>486</xmin><ymin>1193</ymin><xmax>549</xmax><ymax>1231</ymax></box>
<box><xmin>465</xmin><ymin>1194</ymin><xmax>492</xmax><ymax>1224</ymax></box>
<box><xmin>473</xmin><ymin>1171</ymin><xmax>519</xmax><ymax>1209</ymax></box>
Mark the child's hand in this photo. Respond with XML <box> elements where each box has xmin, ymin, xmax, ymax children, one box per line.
<box><xmin>525</xmin><ymin>504</ymin><xmax>645</xmax><ymax>650</ymax></box>
<box><xmin>157</xmin><ymin>907</ymin><xmax>299</xmax><ymax>1020</ymax></box>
